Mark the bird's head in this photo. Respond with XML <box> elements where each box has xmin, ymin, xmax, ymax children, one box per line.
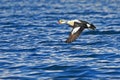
<box><xmin>58</xmin><ymin>19</ymin><xmax>67</xmax><ymax>24</ymax></box>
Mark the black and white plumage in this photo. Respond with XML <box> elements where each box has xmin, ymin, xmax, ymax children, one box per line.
<box><xmin>58</xmin><ymin>19</ymin><xmax>96</xmax><ymax>43</ymax></box>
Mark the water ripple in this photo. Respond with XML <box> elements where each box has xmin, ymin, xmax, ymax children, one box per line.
<box><xmin>0</xmin><ymin>0</ymin><xmax>120</xmax><ymax>79</ymax></box>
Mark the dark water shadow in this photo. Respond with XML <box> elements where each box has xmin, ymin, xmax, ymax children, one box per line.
<box><xmin>0</xmin><ymin>76</ymin><xmax>35</xmax><ymax>80</ymax></box>
<box><xmin>83</xmin><ymin>30</ymin><xmax>120</xmax><ymax>35</ymax></box>
<box><xmin>0</xmin><ymin>48</ymin><xmax>37</xmax><ymax>52</ymax></box>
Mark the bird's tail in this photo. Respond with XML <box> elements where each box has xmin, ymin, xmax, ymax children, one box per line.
<box><xmin>90</xmin><ymin>24</ymin><xmax>96</xmax><ymax>30</ymax></box>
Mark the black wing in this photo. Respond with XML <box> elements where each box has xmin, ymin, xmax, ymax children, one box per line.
<box><xmin>66</xmin><ymin>25</ymin><xmax>85</xmax><ymax>43</ymax></box>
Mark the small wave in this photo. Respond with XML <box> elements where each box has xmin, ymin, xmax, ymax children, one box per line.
<box><xmin>41</xmin><ymin>65</ymin><xmax>73</xmax><ymax>70</ymax></box>
<box><xmin>81</xmin><ymin>41</ymin><xmax>107</xmax><ymax>46</ymax></box>
<box><xmin>44</xmin><ymin>11</ymin><xmax>109</xmax><ymax>16</ymax></box>
<box><xmin>84</xmin><ymin>30</ymin><xmax>120</xmax><ymax>35</ymax></box>
<box><xmin>0</xmin><ymin>48</ymin><xmax>37</xmax><ymax>52</ymax></box>
<box><xmin>0</xmin><ymin>76</ymin><xmax>35</xmax><ymax>80</ymax></box>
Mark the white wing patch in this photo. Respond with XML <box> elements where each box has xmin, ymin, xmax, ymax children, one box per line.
<box><xmin>87</xmin><ymin>24</ymin><xmax>91</xmax><ymax>28</ymax></box>
<box><xmin>71</xmin><ymin>27</ymin><xmax>80</xmax><ymax>34</ymax></box>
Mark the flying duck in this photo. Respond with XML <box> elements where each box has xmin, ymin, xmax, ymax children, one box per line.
<box><xmin>58</xmin><ymin>19</ymin><xmax>96</xmax><ymax>43</ymax></box>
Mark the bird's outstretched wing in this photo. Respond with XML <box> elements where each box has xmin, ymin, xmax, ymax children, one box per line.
<box><xmin>66</xmin><ymin>26</ymin><xmax>84</xmax><ymax>43</ymax></box>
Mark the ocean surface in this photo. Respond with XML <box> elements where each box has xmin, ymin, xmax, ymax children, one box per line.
<box><xmin>0</xmin><ymin>0</ymin><xmax>120</xmax><ymax>80</ymax></box>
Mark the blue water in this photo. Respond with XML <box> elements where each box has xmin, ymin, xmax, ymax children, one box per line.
<box><xmin>0</xmin><ymin>0</ymin><xmax>120</xmax><ymax>80</ymax></box>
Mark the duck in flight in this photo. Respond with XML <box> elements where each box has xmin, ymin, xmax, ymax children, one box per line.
<box><xmin>58</xmin><ymin>19</ymin><xmax>96</xmax><ymax>43</ymax></box>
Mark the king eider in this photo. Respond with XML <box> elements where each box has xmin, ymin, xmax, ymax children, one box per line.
<box><xmin>58</xmin><ymin>19</ymin><xmax>96</xmax><ymax>43</ymax></box>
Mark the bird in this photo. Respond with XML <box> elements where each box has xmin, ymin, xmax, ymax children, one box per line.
<box><xmin>58</xmin><ymin>19</ymin><xmax>96</xmax><ymax>43</ymax></box>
